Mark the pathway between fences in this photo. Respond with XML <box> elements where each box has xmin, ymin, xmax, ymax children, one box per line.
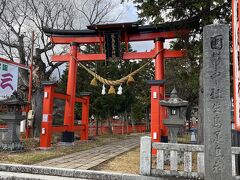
<box><xmin>35</xmin><ymin>135</ymin><xmax>140</xmax><ymax>170</ymax></box>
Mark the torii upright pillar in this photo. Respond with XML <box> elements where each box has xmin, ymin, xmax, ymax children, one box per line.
<box><xmin>62</xmin><ymin>42</ymin><xmax>78</xmax><ymax>143</ymax></box>
<box><xmin>148</xmin><ymin>37</ymin><xmax>168</xmax><ymax>154</ymax></box>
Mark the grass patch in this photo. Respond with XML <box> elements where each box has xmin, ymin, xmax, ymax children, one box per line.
<box><xmin>0</xmin><ymin>133</ymin><xmax>135</xmax><ymax>165</ymax></box>
<box><xmin>92</xmin><ymin>147</ymin><xmax>140</xmax><ymax>174</ymax></box>
<box><xmin>178</xmin><ymin>133</ymin><xmax>191</xmax><ymax>144</ymax></box>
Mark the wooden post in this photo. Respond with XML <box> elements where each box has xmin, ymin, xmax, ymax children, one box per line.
<box><xmin>63</xmin><ymin>42</ymin><xmax>78</xmax><ymax>142</ymax></box>
<box><xmin>81</xmin><ymin>96</ymin><xmax>90</xmax><ymax>140</ymax></box>
<box><xmin>40</xmin><ymin>83</ymin><xmax>55</xmax><ymax>149</ymax></box>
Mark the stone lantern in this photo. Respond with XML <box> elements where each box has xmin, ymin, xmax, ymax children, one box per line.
<box><xmin>0</xmin><ymin>92</ymin><xmax>28</xmax><ymax>151</ymax></box>
<box><xmin>160</xmin><ymin>88</ymin><xmax>188</xmax><ymax>143</ymax></box>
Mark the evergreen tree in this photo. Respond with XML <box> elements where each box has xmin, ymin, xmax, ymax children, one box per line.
<box><xmin>132</xmin><ymin>0</ymin><xmax>231</xmax><ymax>143</ymax></box>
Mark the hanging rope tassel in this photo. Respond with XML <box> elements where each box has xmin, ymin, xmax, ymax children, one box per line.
<box><xmin>90</xmin><ymin>77</ymin><xmax>98</xmax><ymax>86</ymax></box>
<box><xmin>108</xmin><ymin>85</ymin><xmax>116</xmax><ymax>94</ymax></box>
<box><xmin>127</xmin><ymin>75</ymin><xmax>135</xmax><ymax>85</ymax></box>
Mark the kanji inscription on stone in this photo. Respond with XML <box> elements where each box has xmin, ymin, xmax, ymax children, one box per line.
<box><xmin>203</xmin><ymin>24</ymin><xmax>232</xmax><ymax>180</ymax></box>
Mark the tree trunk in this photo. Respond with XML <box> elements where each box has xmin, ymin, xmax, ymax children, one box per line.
<box><xmin>130</xmin><ymin>118</ymin><xmax>136</xmax><ymax>133</ymax></box>
<box><xmin>32</xmin><ymin>86</ymin><xmax>44</xmax><ymax>137</ymax></box>
<box><xmin>124</xmin><ymin>111</ymin><xmax>128</xmax><ymax>134</ymax></box>
<box><xmin>100</xmin><ymin>120</ymin><xmax>102</xmax><ymax>135</ymax></box>
<box><xmin>96</xmin><ymin>118</ymin><xmax>99</xmax><ymax>136</ymax></box>
<box><xmin>31</xmin><ymin>49</ymin><xmax>49</xmax><ymax>137</ymax></box>
<box><xmin>124</xmin><ymin>111</ymin><xmax>129</xmax><ymax>134</ymax></box>
<box><xmin>186</xmin><ymin>105</ymin><xmax>192</xmax><ymax>131</ymax></box>
<box><xmin>107</xmin><ymin>117</ymin><xmax>113</xmax><ymax>134</ymax></box>
<box><xmin>120</xmin><ymin>114</ymin><xmax>124</xmax><ymax>135</ymax></box>
<box><xmin>145</xmin><ymin>107</ymin><xmax>150</xmax><ymax>131</ymax></box>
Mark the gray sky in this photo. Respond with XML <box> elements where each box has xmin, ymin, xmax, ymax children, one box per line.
<box><xmin>112</xmin><ymin>2</ymin><xmax>171</xmax><ymax>51</ymax></box>
<box><xmin>113</xmin><ymin>2</ymin><xmax>154</xmax><ymax>52</ymax></box>
<box><xmin>52</xmin><ymin>1</ymin><xmax>172</xmax><ymax>79</ymax></box>
<box><xmin>53</xmin><ymin>2</ymin><xmax>153</xmax><ymax>79</ymax></box>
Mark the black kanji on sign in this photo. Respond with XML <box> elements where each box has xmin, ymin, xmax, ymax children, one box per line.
<box><xmin>210</xmin><ymin>35</ymin><xmax>223</xmax><ymax>50</ymax></box>
<box><xmin>2</xmin><ymin>64</ymin><xmax>8</xmax><ymax>71</ymax></box>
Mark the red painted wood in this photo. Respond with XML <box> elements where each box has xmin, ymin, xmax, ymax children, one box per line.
<box><xmin>40</xmin><ymin>85</ymin><xmax>55</xmax><ymax>149</ymax></box>
<box><xmin>63</xmin><ymin>44</ymin><xmax>78</xmax><ymax>131</ymax></box>
<box><xmin>52</xmin><ymin>53</ymin><xmax>106</xmax><ymax>62</ymax></box>
<box><xmin>52</xmin><ymin>125</ymin><xmax>68</xmax><ymax>132</ymax></box>
<box><xmin>81</xmin><ymin>96</ymin><xmax>90</xmax><ymax>140</ymax></box>
<box><xmin>54</xmin><ymin>93</ymin><xmax>70</xmax><ymax>101</ymax></box>
<box><xmin>164</xmin><ymin>50</ymin><xmax>186</xmax><ymax>58</ymax></box>
<box><xmin>49</xmin><ymin>30</ymin><xmax>189</xmax><ymax>44</ymax></box>
<box><xmin>123</xmin><ymin>50</ymin><xmax>155</xmax><ymax>60</ymax></box>
<box><xmin>75</xmin><ymin>97</ymin><xmax>87</xmax><ymax>104</ymax></box>
<box><xmin>50</xmin><ymin>36</ymin><xmax>101</xmax><ymax>44</ymax></box>
<box><xmin>88</xmin><ymin>125</ymin><xmax>147</xmax><ymax>136</ymax></box>
<box><xmin>128</xmin><ymin>30</ymin><xmax>189</xmax><ymax>41</ymax></box>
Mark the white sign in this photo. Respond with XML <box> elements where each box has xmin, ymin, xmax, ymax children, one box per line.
<box><xmin>0</xmin><ymin>62</ymin><xmax>19</xmax><ymax>100</ymax></box>
<box><xmin>153</xmin><ymin>132</ymin><xmax>157</xmax><ymax>140</ymax></box>
<box><xmin>42</xmin><ymin>114</ymin><xmax>48</xmax><ymax>122</ymax></box>
<box><xmin>153</xmin><ymin>92</ymin><xmax>157</xmax><ymax>99</ymax></box>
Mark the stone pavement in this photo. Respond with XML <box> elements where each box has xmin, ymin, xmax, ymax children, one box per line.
<box><xmin>0</xmin><ymin>171</ymin><xmax>89</xmax><ymax>180</ymax></box>
<box><xmin>35</xmin><ymin>135</ymin><xmax>140</xmax><ymax>170</ymax></box>
<box><xmin>0</xmin><ymin>163</ymin><xmax>161</xmax><ymax>180</ymax></box>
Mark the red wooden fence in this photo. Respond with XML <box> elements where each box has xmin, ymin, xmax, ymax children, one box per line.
<box><xmin>88</xmin><ymin>124</ymin><xmax>147</xmax><ymax>136</ymax></box>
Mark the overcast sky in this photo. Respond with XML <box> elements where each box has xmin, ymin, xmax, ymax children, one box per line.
<box><xmin>53</xmin><ymin>1</ymin><xmax>154</xmax><ymax>79</ymax></box>
<box><xmin>109</xmin><ymin>1</ymin><xmax>154</xmax><ymax>52</ymax></box>
<box><xmin>112</xmin><ymin>2</ymin><xmax>171</xmax><ymax>51</ymax></box>
<box><xmin>53</xmin><ymin>1</ymin><xmax>172</xmax><ymax>79</ymax></box>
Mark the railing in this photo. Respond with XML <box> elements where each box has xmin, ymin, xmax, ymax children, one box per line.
<box><xmin>140</xmin><ymin>136</ymin><xmax>240</xmax><ymax>179</ymax></box>
<box><xmin>40</xmin><ymin>82</ymin><xmax>90</xmax><ymax>149</ymax></box>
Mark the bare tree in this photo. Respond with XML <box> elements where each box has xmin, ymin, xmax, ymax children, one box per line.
<box><xmin>0</xmin><ymin>0</ymin><xmax>6</xmax><ymax>19</ymax></box>
<box><xmin>73</xmin><ymin>0</ymin><xmax>122</xmax><ymax>26</ymax></box>
<box><xmin>0</xmin><ymin>0</ymin><xmax>122</xmax><ymax>136</ymax></box>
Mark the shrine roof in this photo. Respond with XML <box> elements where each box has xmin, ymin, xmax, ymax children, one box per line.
<box><xmin>43</xmin><ymin>17</ymin><xmax>199</xmax><ymax>37</ymax></box>
<box><xmin>87</xmin><ymin>21</ymin><xmax>139</xmax><ymax>31</ymax></box>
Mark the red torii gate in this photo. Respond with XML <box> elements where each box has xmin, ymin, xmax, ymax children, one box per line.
<box><xmin>40</xmin><ymin>20</ymin><xmax>197</xmax><ymax>150</ymax></box>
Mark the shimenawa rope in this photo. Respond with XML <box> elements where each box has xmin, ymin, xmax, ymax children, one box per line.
<box><xmin>71</xmin><ymin>49</ymin><xmax>164</xmax><ymax>86</ymax></box>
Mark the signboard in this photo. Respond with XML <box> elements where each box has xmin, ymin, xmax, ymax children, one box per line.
<box><xmin>232</xmin><ymin>0</ymin><xmax>240</xmax><ymax>131</ymax></box>
<box><xmin>0</xmin><ymin>62</ymin><xmax>19</xmax><ymax>100</ymax></box>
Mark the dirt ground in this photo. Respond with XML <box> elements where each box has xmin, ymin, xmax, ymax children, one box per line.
<box><xmin>92</xmin><ymin>147</ymin><xmax>140</xmax><ymax>174</ymax></box>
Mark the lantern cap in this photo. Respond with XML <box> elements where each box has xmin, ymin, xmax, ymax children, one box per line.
<box><xmin>160</xmin><ymin>88</ymin><xmax>188</xmax><ymax>107</ymax></box>
<box><xmin>170</xmin><ymin>88</ymin><xmax>178</xmax><ymax>98</ymax></box>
